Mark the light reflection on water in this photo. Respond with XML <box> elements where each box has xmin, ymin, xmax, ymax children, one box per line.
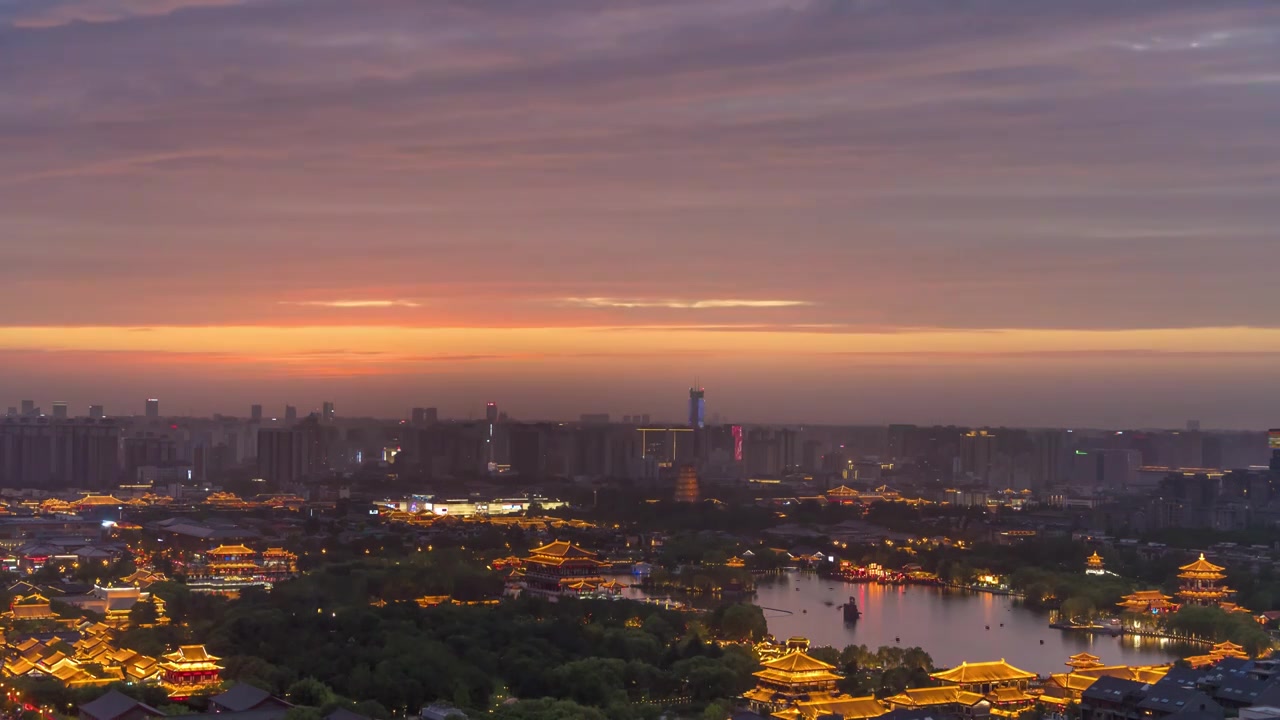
<box><xmin>627</xmin><ymin>571</ymin><xmax>1180</xmax><ymax>675</ymax></box>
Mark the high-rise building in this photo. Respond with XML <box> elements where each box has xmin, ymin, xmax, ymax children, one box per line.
<box><xmin>688</xmin><ymin>388</ymin><xmax>705</xmax><ymax>429</ymax></box>
<box><xmin>0</xmin><ymin>418</ymin><xmax>120</xmax><ymax>488</ymax></box>
<box><xmin>412</xmin><ymin>407</ymin><xmax>438</xmax><ymax>425</ymax></box>
<box><xmin>88</xmin><ymin>405</ymin><xmax>105</xmax><ymax>419</ymax></box>
<box><xmin>51</xmin><ymin>402</ymin><xmax>68</xmax><ymax>419</ymax></box>
<box><xmin>1187</xmin><ymin>420</ymin><xmax>1202</xmax><ymax>432</ymax></box>
<box><xmin>257</xmin><ymin>427</ymin><xmax>306</xmax><ymax>488</ymax></box>
<box><xmin>960</xmin><ymin>429</ymin><xmax>997</xmax><ymax>484</ymax></box>
<box><xmin>20</xmin><ymin>400</ymin><xmax>34</xmax><ymax>417</ymax></box>
<box><xmin>123</xmin><ymin>433</ymin><xmax>178</xmax><ymax>483</ymax></box>
<box><xmin>485</xmin><ymin>402</ymin><xmax>498</xmax><ymax>424</ymax></box>
<box><xmin>5</xmin><ymin>408</ymin><xmax>15</xmax><ymax>417</ymax></box>
<box><xmin>321</xmin><ymin>401</ymin><xmax>335</xmax><ymax>423</ymax></box>
<box><xmin>250</xmin><ymin>404</ymin><xmax>263</xmax><ymax>422</ymax></box>
<box><xmin>145</xmin><ymin>398</ymin><xmax>160</xmax><ymax>419</ymax></box>
<box><xmin>284</xmin><ymin>405</ymin><xmax>297</xmax><ymax>422</ymax></box>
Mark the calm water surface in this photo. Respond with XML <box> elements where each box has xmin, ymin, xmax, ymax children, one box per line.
<box><xmin>628</xmin><ymin>571</ymin><xmax>1178</xmax><ymax>676</ymax></box>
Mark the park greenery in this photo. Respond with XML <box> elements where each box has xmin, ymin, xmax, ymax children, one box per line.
<box><xmin>107</xmin><ymin>555</ymin><xmax>770</xmax><ymax>719</ymax></box>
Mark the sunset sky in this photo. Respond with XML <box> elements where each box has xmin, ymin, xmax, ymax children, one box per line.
<box><xmin>2</xmin><ymin>0</ymin><xmax>1279</xmax><ymax>427</ymax></box>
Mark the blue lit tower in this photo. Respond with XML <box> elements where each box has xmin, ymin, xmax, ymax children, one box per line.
<box><xmin>688</xmin><ymin>387</ymin><xmax>705</xmax><ymax>429</ymax></box>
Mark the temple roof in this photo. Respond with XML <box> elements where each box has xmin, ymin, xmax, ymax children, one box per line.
<box><xmin>1087</xmin><ymin>552</ymin><xmax>1104</xmax><ymax>564</ymax></box>
<box><xmin>990</xmin><ymin>687</ymin><xmax>1035</xmax><ymax>703</ymax></box>
<box><xmin>1067</xmin><ymin>652</ymin><xmax>1103</xmax><ymax>667</ymax></box>
<box><xmin>762</xmin><ymin>650</ymin><xmax>837</xmax><ymax>673</ymax></box>
<box><xmin>885</xmin><ymin>687</ymin><xmax>987</xmax><ymax>708</ymax></box>
<box><xmin>76</xmin><ymin>495</ymin><xmax>124</xmax><ymax>506</ymax></box>
<box><xmin>1180</xmin><ymin>554</ymin><xmax>1226</xmax><ymax>573</ymax></box>
<box><xmin>207</xmin><ymin>544</ymin><xmax>255</xmax><ymax>555</ymax></box>
<box><xmin>931</xmin><ymin>660</ymin><xmax>1036</xmax><ymax>685</ymax></box>
<box><xmin>162</xmin><ymin>645</ymin><xmax>219</xmax><ymax>663</ymax></box>
<box><xmin>793</xmin><ymin>695</ymin><xmax>887</xmax><ymax>720</ymax></box>
<box><xmin>1049</xmin><ymin>673</ymin><xmax>1100</xmax><ymax>692</ymax></box>
<box><xmin>529</xmin><ymin>541</ymin><xmax>597</xmax><ymax>559</ymax></box>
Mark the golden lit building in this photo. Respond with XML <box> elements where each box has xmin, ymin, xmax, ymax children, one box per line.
<box><xmin>9</xmin><ymin>593</ymin><xmax>56</xmax><ymax>621</ymax></box>
<box><xmin>745</xmin><ymin>649</ymin><xmax>844</xmax><ymax>713</ymax></box>
<box><xmin>158</xmin><ymin>645</ymin><xmax>222</xmax><ymax>698</ymax></box>
<box><xmin>203</xmin><ymin>545</ymin><xmax>258</xmax><ymax>578</ymax></box>
<box><xmin>519</xmin><ymin>541</ymin><xmax>617</xmax><ymax>599</ymax></box>
<box><xmin>1117</xmin><ymin>589</ymin><xmax>1177</xmax><ymax>615</ymax></box>
<box><xmin>774</xmin><ymin>695</ymin><xmax>887</xmax><ymax>720</ymax></box>
<box><xmin>1178</xmin><ymin>554</ymin><xmax>1234</xmax><ymax>607</ymax></box>
<box><xmin>1066</xmin><ymin>652</ymin><xmax>1103</xmax><ymax>671</ymax></box>
<box><xmin>1185</xmin><ymin>641</ymin><xmax>1251</xmax><ymax>669</ymax></box>
<box><xmin>883</xmin><ymin>687</ymin><xmax>988</xmax><ymax>717</ymax></box>
<box><xmin>930</xmin><ymin>660</ymin><xmax>1037</xmax><ymax>716</ymax></box>
<box><xmin>259</xmin><ymin>548</ymin><xmax>297</xmax><ymax>582</ymax></box>
<box><xmin>1085</xmin><ymin>552</ymin><xmax>1105</xmax><ymax>575</ymax></box>
<box><xmin>674</xmin><ymin>464</ymin><xmax>700</xmax><ymax>503</ymax></box>
<box><xmin>1040</xmin><ymin>655</ymin><xmax>1170</xmax><ymax>707</ymax></box>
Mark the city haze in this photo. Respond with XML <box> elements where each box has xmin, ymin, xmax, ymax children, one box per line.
<box><xmin>3</xmin><ymin>1</ymin><xmax>1280</xmax><ymax>427</ymax></box>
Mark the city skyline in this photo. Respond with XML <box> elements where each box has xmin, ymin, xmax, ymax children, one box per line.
<box><xmin>4</xmin><ymin>1</ymin><xmax>1280</xmax><ymax>427</ymax></box>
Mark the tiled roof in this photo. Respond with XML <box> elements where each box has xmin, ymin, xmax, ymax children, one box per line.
<box><xmin>931</xmin><ymin>660</ymin><xmax>1036</xmax><ymax>685</ymax></box>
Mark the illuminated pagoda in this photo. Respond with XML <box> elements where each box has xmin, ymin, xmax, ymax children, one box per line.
<box><xmin>1117</xmin><ymin>589</ymin><xmax>1177</xmax><ymax>615</ymax></box>
<box><xmin>519</xmin><ymin>541</ymin><xmax>613</xmax><ymax>599</ymax></box>
<box><xmin>929</xmin><ymin>660</ymin><xmax>1037</xmax><ymax>716</ymax></box>
<box><xmin>159</xmin><ymin>645</ymin><xmax>222</xmax><ymax>698</ymax></box>
<box><xmin>674</xmin><ymin>464</ymin><xmax>700</xmax><ymax>503</ymax></box>
<box><xmin>1066</xmin><ymin>652</ymin><xmax>1104</xmax><ymax>671</ymax></box>
<box><xmin>1178</xmin><ymin>554</ymin><xmax>1234</xmax><ymax>607</ymax></box>
<box><xmin>744</xmin><ymin>647</ymin><xmax>845</xmax><ymax>714</ymax></box>
<box><xmin>1085</xmin><ymin>552</ymin><xmax>1105</xmax><ymax>575</ymax></box>
<box><xmin>1185</xmin><ymin>641</ymin><xmax>1251</xmax><ymax>669</ymax></box>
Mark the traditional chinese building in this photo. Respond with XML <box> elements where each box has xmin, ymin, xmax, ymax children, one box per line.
<box><xmin>1040</xmin><ymin>654</ymin><xmax>1171</xmax><ymax>708</ymax></box>
<box><xmin>1184</xmin><ymin>641</ymin><xmax>1250</xmax><ymax>669</ymax></box>
<box><xmin>158</xmin><ymin>645</ymin><xmax>222</xmax><ymax>698</ymax></box>
<box><xmin>930</xmin><ymin>660</ymin><xmax>1037</xmax><ymax>716</ymax></box>
<box><xmin>744</xmin><ymin>647</ymin><xmax>845</xmax><ymax>713</ymax></box>
<box><xmin>259</xmin><ymin>548</ymin><xmax>297</xmax><ymax>582</ymax></box>
<box><xmin>203</xmin><ymin>545</ymin><xmax>258</xmax><ymax>579</ymax></box>
<box><xmin>1086</xmin><ymin>552</ymin><xmax>1105</xmax><ymax>575</ymax></box>
<box><xmin>674</xmin><ymin>464</ymin><xmax>700</xmax><ymax>503</ymax></box>
<box><xmin>1118</xmin><ymin>589</ymin><xmax>1177</xmax><ymax>615</ymax></box>
<box><xmin>519</xmin><ymin>541</ymin><xmax>614</xmax><ymax>599</ymax></box>
<box><xmin>1067</xmin><ymin>652</ymin><xmax>1104</xmax><ymax>671</ymax></box>
<box><xmin>9</xmin><ymin>593</ymin><xmax>56</xmax><ymax>620</ymax></box>
<box><xmin>1178</xmin><ymin>554</ymin><xmax>1234</xmax><ymax>607</ymax></box>
<box><xmin>826</xmin><ymin>486</ymin><xmax>861</xmax><ymax>505</ymax></box>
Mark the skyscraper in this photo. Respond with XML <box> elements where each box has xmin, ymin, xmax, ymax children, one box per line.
<box><xmin>688</xmin><ymin>388</ymin><xmax>705</xmax><ymax>429</ymax></box>
<box><xmin>88</xmin><ymin>405</ymin><xmax>105</xmax><ymax>419</ymax></box>
<box><xmin>412</xmin><ymin>407</ymin><xmax>438</xmax><ymax>425</ymax></box>
<box><xmin>257</xmin><ymin>427</ymin><xmax>306</xmax><ymax>488</ymax></box>
<box><xmin>485</xmin><ymin>402</ymin><xmax>498</xmax><ymax>465</ymax></box>
<box><xmin>0</xmin><ymin>418</ymin><xmax>120</xmax><ymax>489</ymax></box>
<box><xmin>250</xmin><ymin>404</ymin><xmax>263</xmax><ymax>422</ymax></box>
<box><xmin>322</xmin><ymin>401</ymin><xmax>335</xmax><ymax>423</ymax></box>
<box><xmin>51</xmin><ymin>402</ymin><xmax>68</xmax><ymax>419</ymax></box>
<box><xmin>284</xmin><ymin>405</ymin><xmax>297</xmax><ymax>422</ymax></box>
<box><xmin>145</xmin><ymin>398</ymin><xmax>159</xmax><ymax>419</ymax></box>
<box><xmin>20</xmin><ymin>400</ymin><xmax>34</xmax><ymax>417</ymax></box>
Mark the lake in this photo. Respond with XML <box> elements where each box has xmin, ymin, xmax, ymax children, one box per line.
<box><xmin>628</xmin><ymin>570</ymin><xmax>1179</xmax><ymax>676</ymax></box>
